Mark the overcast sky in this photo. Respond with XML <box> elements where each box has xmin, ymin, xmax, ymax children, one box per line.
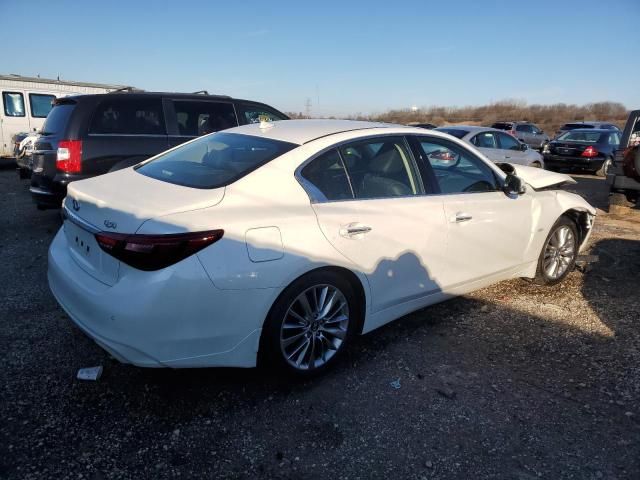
<box><xmin>2</xmin><ymin>0</ymin><xmax>638</xmax><ymax>116</ymax></box>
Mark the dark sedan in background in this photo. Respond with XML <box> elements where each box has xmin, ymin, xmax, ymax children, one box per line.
<box><xmin>543</xmin><ymin>128</ymin><xmax>621</xmax><ymax>177</ymax></box>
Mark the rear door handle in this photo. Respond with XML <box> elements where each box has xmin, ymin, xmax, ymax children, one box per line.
<box><xmin>451</xmin><ymin>212</ymin><xmax>473</xmax><ymax>223</ymax></box>
<box><xmin>340</xmin><ymin>223</ymin><xmax>372</xmax><ymax>237</ymax></box>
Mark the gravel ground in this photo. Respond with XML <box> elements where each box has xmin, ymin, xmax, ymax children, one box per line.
<box><xmin>0</xmin><ymin>166</ymin><xmax>638</xmax><ymax>480</ymax></box>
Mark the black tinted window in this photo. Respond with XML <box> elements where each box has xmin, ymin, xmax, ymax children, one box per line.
<box><xmin>563</xmin><ymin>123</ymin><xmax>594</xmax><ymax>130</ymax></box>
<box><xmin>516</xmin><ymin>124</ymin><xmax>533</xmax><ymax>133</ymax></box>
<box><xmin>434</xmin><ymin>128</ymin><xmax>469</xmax><ymax>139</ymax></box>
<box><xmin>41</xmin><ymin>104</ymin><xmax>75</xmax><ymax>135</ymax></box>
<box><xmin>497</xmin><ymin>132</ymin><xmax>521</xmax><ymax>150</ymax></box>
<box><xmin>418</xmin><ymin>138</ymin><xmax>498</xmax><ymax>194</ymax></box>
<box><xmin>29</xmin><ymin>94</ymin><xmax>56</xmax><ymax>118</ymax></box>
<box><xmin>491</xmin><ymin>123</ymin><xmax>513</xmax><ymax>130</ymax></box>
<box><xmin>236</xmin><ymin>103</ymin><xmax>287</xmax><ymax>125</ymax></box>
<box><xmin>300</xmin><ymin>149</ymin><xmax>353</xmax><ymax>201</ymax></box>
<box><xmin>89</xmin><ymin>98</ymin><xmax>165</xmax><ymax>135</ymax></box>
<box><xmin>137</xmin><ymin>132</ymin><xmax>296</xmax><ymax>189</ymax></box>
<box><xmin>173</xmin><ymin>101</ymin><xmax>237</xmax><ymax>136</ymax></box>
<box><xmin>3</xmin><ymin>92</ymin><xmax>25</xmax><ymax>117</ymax></box>
<box><xmin>339</xmin><ymin>137</ymin><xmax>423</xmax><ymax>199</ymax></box>
<box><xmin>472</xmin><ymin>132</ymin><xmax>498</xmax><ymax>148</ymax></box>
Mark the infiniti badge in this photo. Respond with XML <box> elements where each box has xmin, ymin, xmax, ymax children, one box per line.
<box><xmin>72</xmin><ymin>199</ymin><xmax>80</xmax><ymax>211</ymax></box>
<box><xmin>104</xmin><ymin>220</ymin><xmax>117</xmax><ymax>230</ymax></box>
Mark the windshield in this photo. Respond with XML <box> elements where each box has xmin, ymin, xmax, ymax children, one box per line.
<box><xmin>558</xmin><ymin>131</ymin><xmax>602</xmax><ymax>143</ymax></box>
<box><xmin>136</xmin><ymin>132</ymin><xmax>298</xmax><ymax>189</ymax></box>
<box><xmin>434</xmin><ymin>128</ymin><xmax>469</xmax><ymax>139</ymax></box>
<box><xmin>562</xmin><ymin>123</ymin><xmax>594</xmax><ymax>131</ymax></box>
<box><xmin>41</xmin><ymin>104</ymin><xmax>75</xmax><ymax>135</ymax></box>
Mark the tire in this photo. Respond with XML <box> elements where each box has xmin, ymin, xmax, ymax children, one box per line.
<box><xmin>533</xmin><ymin>216</ymin><xmax>579</xmax><ymax>286</ymax></box>
<box><xmin>596</xmin><ymin>157</ymin><xmax>612</xmax><ymax>178</ymax></box>
<box><xmin>260</xmin><ymin>270</ymin><xmax>360</xmax><ymax>377</ymax></box>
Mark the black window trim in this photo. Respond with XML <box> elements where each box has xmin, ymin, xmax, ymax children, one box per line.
<box><xmin>28</xmin><ymin>93</ymin><xmax>56</xmax><ymax>118</ymax></box>
<box><xmin>295</xmin><ymin>133</ymin><xmax>427</xmax><ymax>203</ymax></box>
<box><xmin>412</xmin><ymin>134</ymin><xmax>505</xmax><ymax>195</ymax></box>
<box><xmin>2</xmin><ymin>91</ymin><xmax>26</xmax><ymax>117</ymax></box>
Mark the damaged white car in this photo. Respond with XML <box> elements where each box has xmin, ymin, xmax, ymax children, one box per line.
<box><xmin>48</xmin><ymin>120</ymin><xmax>596</xmax><ymax>376</ymax></box>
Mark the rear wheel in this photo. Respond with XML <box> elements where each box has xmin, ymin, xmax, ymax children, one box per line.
<box><xmin>533</xmin><ymin>217</ymin><xmax>578</xmax><ymax>285</ymax></box>
<box><xmin>260</xmin><ymin>270</ymin><xmax>359</xmax><ymax>377</ymax></box>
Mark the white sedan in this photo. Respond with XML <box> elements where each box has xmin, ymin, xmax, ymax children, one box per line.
<box><xmin>48</xmin><ymin>120</ymin><xmax>595</xmax><ymax>376</ymax></box>
<box><xmin>435</xmin><ymin>125</ymin><xmax>545</xmax><ymax>168</ymax></box>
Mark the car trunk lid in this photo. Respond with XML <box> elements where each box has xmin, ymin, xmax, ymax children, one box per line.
<box><xmin>62</xmin><ymin>167</ymin><xmax>225</xmax><ymax>285</ymax></box>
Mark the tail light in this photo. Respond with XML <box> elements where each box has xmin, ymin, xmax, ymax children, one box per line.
<box><xmin>57</xmin><ymin>140</ymin><xmax>82</xmax><ymax>173</ymax></box>
<box><xmin>95</xmin><ymin>230</ymin><xmax>224</xmax><ymax>271</ymax></box>
<box><xmin>581</xmin><ymin>146</ymin><xmax>599</xmax><ymax>158</ymax></box>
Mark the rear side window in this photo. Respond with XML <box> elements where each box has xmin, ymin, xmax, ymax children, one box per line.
<box><xmin>136</xmin><ymin>132</ymin><xmax>297</xmax><ymax>189</ymax></box>
<box><xmin>89</xmin><ymin>98</ymin><xmax>166</xmax><ymax>135</ymax></box>
<box><xmin>515</xmin><ymin>124</ymin><xmax>532</xmax><ymax>133</ymax></box>
<box><xmin>300</xmin><ymin>149</ymin><xmax>353</xmax><ymax>201</ymax></box>
<box><xmin>472</xmin><ymin>132</ymin><xmax>498</xmax><ymax>148</ymax></box>
<box><xmin>339</xmin><ymin>137</ymin><xmax>423</xmax><ymax>200</ymax></box>
<box><xmin>40</xmin><ymin>104</ymin><xmax>75</xmax><ymax>135</ymax></box>
<box><xmin>29</xmin><ymin>94</ymin><xmax>56</xmax><ymax>118</ymax></box>
<box><xmin>2</xmin><ymin>92</ymin><xmax>25</xmax><ymax>117</ymax></box>
<box><xmin>236</xmin><ymin>103</ymin><xmax>287</xmax><ymax>125</ymax></box>
<box><xmin>173</xmin><ymin>101</ymin><xmax>237</xmax><ymax>136</ymax></box>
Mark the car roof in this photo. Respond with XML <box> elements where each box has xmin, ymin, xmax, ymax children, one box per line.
<box><xmin>57</xmin><ymin>91</ymin><xmax>275</xmax><ymax>104</ymax></box>
<box><xmin>557</xmin><ymin>128</ymin><xmax>616</xmax><ymax>133</ymax></box>
<box><xmin>223</xmin><ymin>119</ymin><xmax>408</xmax><ymax>145</ymax></box>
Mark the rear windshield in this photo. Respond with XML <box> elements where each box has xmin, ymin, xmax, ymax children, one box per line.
<box><xmin>40</xmin><ymin>104</ymin><xmax>75</xmax><ymax>135</ymax></box>
<box><xmin>562</xmin><ymin>123</ymin><xmax>594</xmax><ymax>130</ymax></box>
<box><xmin>434</xmin><ymin>128</ymin><xmax>469</xmax><ymax>139</ymax></box>
<box><xmin>557</xmin><ymin>131</ymin><xmax>602</xmax><ymax>143</ymax></box>
<box><xmin>491</xmin><ymin>122</ymin><xmax>513</xmax><ymax>130</ymax></box>
<box><xmin>136</xmin><ymin>132</ymin><xmax>298</xmax><ymax>189</ymax></box>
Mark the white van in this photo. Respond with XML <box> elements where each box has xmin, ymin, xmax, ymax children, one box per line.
<box><xmin>0</xmin><ymin>74</ymin><xmax>128</xmax><ymax>158</ymax></box>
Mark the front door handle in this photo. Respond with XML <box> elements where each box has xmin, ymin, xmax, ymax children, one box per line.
<box><xmin>340</xmin><ymin>223</ymin><xmax>372</xmax><ymax>237</ymax></box>
<box><xmin>451</xmin><ymin>212</ymin><xmax>473</xmax><ymax>223</ymax></box>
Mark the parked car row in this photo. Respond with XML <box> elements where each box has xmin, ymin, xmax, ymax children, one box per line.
<box><xmin>19</xmin><ymin>90</ymin><xmax>288</xmax><ymax>209</ymax></box>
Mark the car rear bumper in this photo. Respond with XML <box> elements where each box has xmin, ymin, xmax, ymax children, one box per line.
<box><xmin>48</xmin><ymin>228</ymin><xmax>277</xmax><ymax>368</ymax></box>
<box><xmin>544</xmin><ymin>154</ymin><xmax>605</xmax><ymax>171</ymax></box>
<box><xmin>30</xmin><ymin>172</ymin><xmax>89</xmax><ymax>208</ymax></box>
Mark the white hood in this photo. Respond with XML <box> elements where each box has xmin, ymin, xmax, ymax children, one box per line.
<box><xmin>509</xmin><ymin>164</ymin><xmax>576</xmax><ymax>190</ymax></box>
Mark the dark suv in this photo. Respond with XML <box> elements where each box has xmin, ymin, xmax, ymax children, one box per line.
<box><xmin>29</xmin><ymin>91</ymin><xmax>288</xmax><ymax>209</ymax></box>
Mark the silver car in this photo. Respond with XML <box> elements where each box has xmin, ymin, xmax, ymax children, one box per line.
<box><xmin>435</xmin><ymin>126</ymin><xmax>545</xmax><ymax>168</ymax></box>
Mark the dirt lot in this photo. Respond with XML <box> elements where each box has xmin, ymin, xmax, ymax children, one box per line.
<box><xmin>0</xmin><ymin>166</ymin><xmax>638</xmax><ymax>480</ymax></box>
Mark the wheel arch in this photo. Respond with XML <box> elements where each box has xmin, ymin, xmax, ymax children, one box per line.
<box><xmin>560</xmin><ymin>208</ymin><xmax>593</xmax><ymax>249</ymax></box>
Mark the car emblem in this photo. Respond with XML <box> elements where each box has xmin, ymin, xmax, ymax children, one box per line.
<box><xmin>103</xmin><ymin>220</ymin><xmax>117</xmax><ymax>230</ymax></box>
<box><xmin>72</xmin><ymin>199</ymin><xmax>80</xmax><ymax>211</ymax></box>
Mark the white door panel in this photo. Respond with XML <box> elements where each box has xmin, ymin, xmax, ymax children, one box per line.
<box><xmin>440</xmin><ymin>191</ymin><xmax>533</xmax><ymax>288</ymax></box>
<box><xmin>312</xmin><ymin>196</ymin><xmax>448</xmax><ymax>313</ymax></box>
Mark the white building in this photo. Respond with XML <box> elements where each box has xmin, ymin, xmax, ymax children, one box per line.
<box><xmin>1</xmin><ymin>74</ymin><xmax>130</xmax><ymax>157</ymax></box>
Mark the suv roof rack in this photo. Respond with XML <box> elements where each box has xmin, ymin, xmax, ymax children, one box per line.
<box><xmin>193</xmin><ymin>90</ymin><xmax>209</xmax><ymax>95</ymax></box>
<box><xmin>108</xmin><ymin>86</ymin><xmax>143</xmax><ymax>93</ymax></box>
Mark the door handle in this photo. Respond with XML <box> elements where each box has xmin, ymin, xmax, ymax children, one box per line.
<box><xmin>340</xmin><ymin>223</ymin><xmax>372</xmax><ymax>237</ymax></box>
<box><xmin>451</xmin><ymin>212</ymin><xmax>473</xmax><ymax>223</ymax></box>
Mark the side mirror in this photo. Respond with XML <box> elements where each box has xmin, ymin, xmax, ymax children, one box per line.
<box><xmin>520</xmin><ymin>143</ymin><xmax>528</xmax><ymax>151</ymax></box>
<box><xmin>504</xmin><ymin>174</ymin><xmax>526</xmax><ymax>196</ymax></box>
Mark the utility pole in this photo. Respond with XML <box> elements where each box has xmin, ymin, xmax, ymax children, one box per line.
<box><xmin>305</xmin><ymin>98</ymin><xmax>312</xmax><ymax>118</ymax></box>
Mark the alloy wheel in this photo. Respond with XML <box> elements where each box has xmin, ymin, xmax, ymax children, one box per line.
<box><xmin>280</xmin><ymin>284</ymin><xmax>349</xmax><ymax>370</ymax></box>
<box><xmin>543</xmin><ymin>225</ymin><xmax>576</xmax><ymax>279</ymax></box>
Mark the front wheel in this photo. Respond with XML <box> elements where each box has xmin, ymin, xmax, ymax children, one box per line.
<box><xmin>260</xmin><ymin>270</ymin><xmax>360</xmax><ymax>377</ymax></box>
<box><xmin>533</xmin><ymin>217</ymin><xmax>578</xmax><ymax>286</ymax></box>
